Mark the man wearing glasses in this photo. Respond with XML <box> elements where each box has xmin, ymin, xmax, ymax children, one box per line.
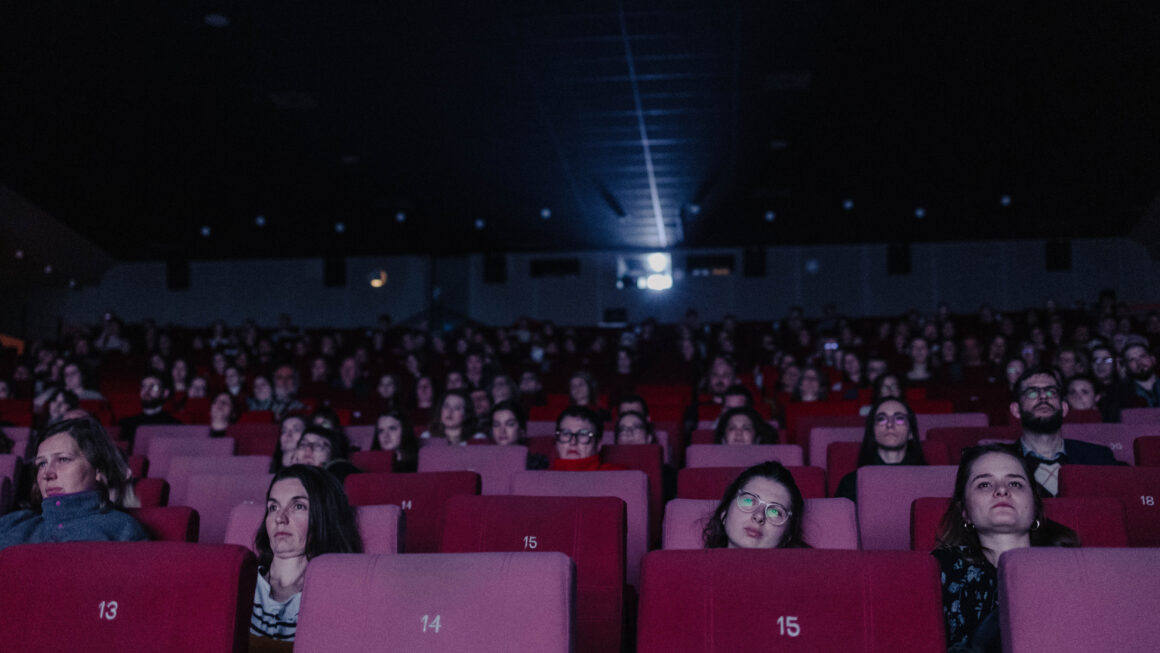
<box><xmin>548</xmin><ymin>406</ymin><xmax>626</xmax><ymax>472</ymax></box>
<box><xmin>1010</xmin><ymin>366</ymin><xmax>1116</xmax><ymax>497</ymax></box>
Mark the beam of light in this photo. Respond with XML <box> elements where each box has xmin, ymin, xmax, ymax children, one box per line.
<box><xmin>618</xmin><ymin>2</ymin><xmax>667</xmax><ymax>249</ymax></box>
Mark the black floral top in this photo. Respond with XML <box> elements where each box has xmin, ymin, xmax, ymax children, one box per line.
<box><xmin>932</xmin><ymin>546</ymin><xmax>997</xmax><ymax>651</ymax></box>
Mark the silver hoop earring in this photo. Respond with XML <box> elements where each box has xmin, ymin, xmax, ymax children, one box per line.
<box><xmin>963</xmin><ymin>521</ymin><xmax>974</xmax><ymax>530</ymax></box>
<box><xmin>1031</xmin><ymin>519</ymin><xmax>1041</xmax><ymax>531</ymax></box>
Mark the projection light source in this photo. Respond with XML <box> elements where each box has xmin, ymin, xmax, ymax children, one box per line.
<box><xmin>617</xmin><ymin>252</ymin><xmax>673</xmax><ymax>292</ymax></box>
<box><xmin>645</xmin><ymin>273</ymin><xmax>673</xmax><ymax>291</ymax></box>
<box><xmin>368</xmin><ymin>269</ymin><xmax>388</xmax><ymax>288</ymax></box>
<box><xmin>647</xmin><ymin>252</ymin><xmax>669</xmax><ymax>273</ymax></box>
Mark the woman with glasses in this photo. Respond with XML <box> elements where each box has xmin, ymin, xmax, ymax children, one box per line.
<box><xmin>702</xmin><ymin>461</ymin><xmax>809</xmax><ymax>549</ymax></box>
<box><xmin>290</xmin><ymin>425</ymin><xmax>360</xmax><ymax>482</ymax></box>
<box><xmin>548</xmin><ymin>406</ymin><xmax>626</xmax><ymax>471</ymax></box>
<box><xmin>835</xmin><ymin>397</ymin><xmax>927</xmax><ymax>502</ymax></box>
<box><xmin>933</xmin><ymin>444</ymin><xmax>1078</xmax><ymax>652</ymax></box>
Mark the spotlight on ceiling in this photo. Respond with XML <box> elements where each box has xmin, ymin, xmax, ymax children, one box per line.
<box><xmin>255</xmin><ymin>215</ymin><xmax>266</xmax><ymax>227</ymax></box>
<box><xmin>204</xmin><ymin>13</ymin><xmax>231</xmax><ymax>28</ymax></box>
<box><xmin>1000</xmin><ymin>195</ymin><xmax>1012</xmax><ymax>207</ymax></box>
<box><xmin>686</xmin><ymin>203</ymin><xmax>701</xmax><ymax>216</ymax></box>
<box><xmin>368</xmin><ymin>269</ymin><xmax>388</xmax><ymax>289</ymax></box>
<box><xmin>14</xmin><ymin>249</ymin><xmax>23</xmax><ymax>260</ymax></box>
<box><xmin>914</xmin><ymin>207</ymin><xmax>926</xmax><ymax>219</ymax></box>
<box><xmin>200</xmin><ymin>226</ymin><xmax>211</xmax><ymax>237</ymax></box>
<box><xmin>647</xmin><ymin>252</ymin><xmax>670</xmax><ymax>273</ymax></box>
<box><xmin>842</xmin><ymin>199</ymin><xmax>854</xmax><ymax>211</ymax></box>
<box><xmin>335</xmin><ymin>222</ymin><xmax>346</xmax><ymax>234</ymax></box>
<box><xmin>764</xmin><ymin>210</ymin><xmax>776</xmax><ymax>223</ymax></box>
<box><xmin>474</xmin><ymin>218</ymin><xmax>486</xmax><ymax>230</ymax></box>
<box><xmin>540</xmin><ymin>208</ymin><xmax>552</xmax><ymax>219</ymax></box>
<box><xmin>68</xmin><ymin>278</ymin><xmax>77</xmax><ymax>289</ymax></box>
<box><xmin>43</xmin><ymin>264</ymin><xmax>53</xmax><ymax>274</ymax></box>
<box><xmin>395</xmin><ymin>211</ymin><xmax>406</xmax><ymax>223</ymax></box>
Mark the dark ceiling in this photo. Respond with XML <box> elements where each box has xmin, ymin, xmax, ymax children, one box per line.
<box><xmin>2</xmin><ymin>1</ymin><xmax>1159</xmax><ymax>262</ymax></box>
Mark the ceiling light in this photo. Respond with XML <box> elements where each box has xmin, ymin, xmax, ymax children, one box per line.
<box><xmin>687</xmin><ymin>204</ymin><xmax>701</xmax><ymax>216</ymax></box>
<box><xmin>200</xmin><ymin>226</ymin><xmax>211</xmax><ymax>237</ymax></box>
<box><xmin>255</xmin><ymin>215</ymin><xmax>266</xmax><ymax>227</ymax></box>
<box><xmin>647</xmin><ymin>252</ymin><xmax>669</xmax><ymax>273</ymax></box>
<box><xmin>474</xmin><ymin>218</ymin><xmax>485</xmax><ymax>230</ymax></box>
<box><xmin>805</xmin><ymin>259</ymin><xmax>820</xmax><ymax>274</ymax></box>
<box><xmin>14</xmin><ymin>249</ymin><xmax>23</xmax><ymax>260</ymax></box>
<box><xmin>335</xmin><ymin>222</ymin><xmax>346</xmax><ymax>234</ymax></box>
<box><xmin>645</xmin><ymin>273</ymin><xmax>672</xmax><ymax>291</ymax></box>
<box><xmin>764</xmin><ymin>210</ymin><xmax>776</xmax><ymax>222</ymax></box>
<box><xmin>1000</xmin><ymin>195</ymin><xmax>1012</xmax><ymax>207</ymax></box>
<box><xmin>914</xmin><ymin>207</ymin><xmax>926</xmax><ymax>219</ymax></box>
<box><xmin>368</xmin><ymin>269</ymin><xmax>388</xmax><ymax>288</ymax></box>
<box><xmin>842</xmin><ymin>199</ymin><xmax>854</xmax><ymax>211</ymax></box>
<box><xmin>43</xmin><ymin>264</ymin><xmax>53</xmax><ymax>274</ymax></box>
<box><xmin>68</xmin><ymin>279</ymin><xmax>77</xmax><ymax>289</ymax></box>
<box><xmin>395</xmin><ymin>211</ymin><xmax>406</xmax><ymax>223</ymax></box>
<box><xmin>540</xmin><ymin>208</ymin><xmax>552</xmax><ymax>219</ymax></box>
<box><xmin>204</xmin><ymin>13</ymin><xmax>231</xmax><ymax>28</ymax></box>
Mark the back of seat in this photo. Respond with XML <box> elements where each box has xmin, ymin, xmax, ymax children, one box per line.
<box><xmin>344</xmin><ymin>471</ymin><xmax>480</xmax><ymax>553</ymax></box>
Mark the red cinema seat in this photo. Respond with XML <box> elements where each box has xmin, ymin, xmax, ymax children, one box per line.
<box><xmin>999</xmin><ymin>548</ymin><xmax>1160</xmax><ymax>653</ymax></box>
<box><xmin>132</xmin><ymin>424</ymin><xmax>210</xmax><ymax>456</ymax></box>
<box><xmin>915</xmin><ymin>411</ymin><xmax>989</xmax><ymax>436</ymax></box>
<box><xmin>685</xmin><ymin>443</ymin><xmax>804</xmax><ymax>468</ymax></box>
<box><xmin>236</xmin><ymin>410</ymin><xmax>274</xmax><ymax>424</ymax></box>
<box><xmin>441</xmin><ymin>495</ymin><xmax>624</xmax><ymax>653</ymax></box>
<box><xmin>1136</xmin><ymin>435</ymin><xmax>1160</xmax><ymax>466</ymax></box>
<box><xmin>637</xmin><ymin>549</ymin><xmax>945</xmax><ymax>652</ymax></box>
<box><xmin>132</xmin><ymin>477</ymin><xmax>169</xmax><ymax>508</ymax></box>
<box><xmin>1061</xmin><ymin>423</ymin><xmax>1155</xmax><ymax>464</ymax></box>
<box><xmin>925</xmin><ymin>426</ymin><xmax>1020</xmax><ymax>464</ymax></box>
<box><xmin>0</xmin><ymin>399</ymin><xmax>32</xmax><ymax>426</ymax></box>
<box><xmin>526</xmin><ymin>435</ymin><xmax>557</xmax><ymax>459</ymax></box>
<box><xmin>175</xmin><ymin>397</ymin><xmax>211</xmax><ymax>424</ymax></box>
<box><xmin>825</xmin><ymin>440</ymin><xmax>949</xmax><ymax>497</ymax></box>
<box><xmin>226</xmin><ymin>502</ymin><xmax>404</xmax><ymax>554</ymax></box>
<box><xmin>511</xmin><ymin>470</ymin><xmax>648</xmax><ymax>588</ymax></box>
<box><xmin>417</xmin><ymin>445</ymin><xmax>529</xmax><ymax>494</ymax></box>
<box><xmin>689</xmin><ymin>428</ymin><xmax>715</xmax><ymax>445</ymax></box>
<box><xmin>1058</xmin><ymin>466</ymin><xmax>1160</xmax><ymax>546</ymax></box>
<box><xmin>1065</xmin><ymin>408</ymin><xmax>1103</xmax><ymax>423</ymax></box>
<box><xmin>344</xmin><ymin>471</ymin><xmax>480</xmax><ymax>553</ymax></box>
<box><xmin>345</xmin><ymin>425</ymin><xmax>375</xmax><ymax>452</ymax></box>
<box><xmin>1120</xmin><ymin>407</ymin><xmax>1160</xmax><ymax>424</ymax></box>
<box><xmin>677</xmin><ymin>466</ymin><xmax>826</xmax><ymax>500</ymax></box>
<box><xmin>0</xmin><ymin>453</ymin><xmax>19</xmax><ymax>515</ymax></box>
<box><xmin>147</xmin><ymin>435</ymin><xmax>235</xmax><ymax>479</ymax></box>
<box><xmin>526</xmin><ymin>420</ymin><xmax>558</xmax><ymax>437</ymax></box>
<box><xmin>130</xmin><ymin>506</ymin><xmax>199</xmax><ymax>542</ymax></box>
<box><xmin>350</xmin><ymin>450</ymin><xmax>396</xmax><ymax>474</ymax></box>
<box><xmin>127</xmin><ymin>454</ymin><xmax>149</xmax><ymax>479</ymax></box>
<box><xmin>857</xmin><ymin>466</ymin><xmax>957</xmax><ymax>550</ymax></box>
<box><xmin>662</xmin><ymin>497</ymin><xmax>859</xmax><ymax>550</ymax></box>
<box><xmin>225</xmin><ymin>423</ymin><xmax>278</xmax><ymax>455</ymax></box>
<box><xmin>165</xmin><ymin>455</ymin><xmax>271</xmax><ymax>507</ymax></box>
<box><xmin>0</xmin><ymin>542</ymin><xmax>257</xmax><ymax>653</ymax></box>
<box><xmin>600</xmin><ymin>444</ymin><xmax>664</xmax><ymax>546</ymax></box>
<box><xmin>807</xmin><ymin>426</ymin><xmax>863</xmax><ymax>469</ymax></box>
<box><xmin>295</xmin><ymin>552</ymin><xmax>573</xmax><ymax>653</ymax></box>
<box><xmin>3</xmin><ymin>426</ymin><xmax>32</xmax><ymax>459</ymax></box>
<box><xmin>785</xmin><ymin>403</ymin><xmax>864</xmax><ymax>446</ymax></box>
<box><xmin>910</xmin><ymin>496</ymin><xmax>1129</xmax><ymax>551</ymax></box>
<box><xmin>183</xmin><ymin>472</ymin><xmax>274</xmax><ymax>544</ymax></box>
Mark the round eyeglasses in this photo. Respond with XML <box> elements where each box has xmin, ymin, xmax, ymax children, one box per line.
<box><xmin>735</xmin><ymin>492</ymin><xmax>790</xmax><ymax>525</ymax></box>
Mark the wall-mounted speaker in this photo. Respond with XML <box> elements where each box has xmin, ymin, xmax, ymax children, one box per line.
<box><xmin>484</xmin><ymin>253</ymin><xmax>507</xmax><ymax>284</ymax></box>
<box><xmin>887</xmin><ymin>243</ymin><xmax>911</xmax><ymax>275</ymax></box>
<box><xmin>1045</xmin><ymin>239</ymin><xmax>1072</xmax><ymax>271</ymax></box>
<box><xmin>742</xmin><ymin>246</ymin><xmax>766</xmax><ymax>277</ymax></box>
<box><xmin>324</xmin><ymin>256</ymin><xmax>346</xmax><ymax>287</ymax></box>
<box><xmin>166</xmin><ymin>258</ymin><xmax>189</xmax><ymax>291</ymax></box>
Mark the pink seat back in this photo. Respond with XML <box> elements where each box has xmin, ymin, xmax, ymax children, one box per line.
<box><xmin>527</xmin><ymin>420</ymin><xmax>557</xmax><ymax>437</ymax></box>
<box><xmin>441</xmin><ymin>495</ymin><xmax>624</xmax><ymax>653</ymax></box>
<box><xmin>662</xmin><ymin>497</ymin><xmax>858</xmax><ymax>550</ymax></box>
<box><xmin>132</xmin><ymin>424</ymin><xmax>210</xmax><ymax>456</ymax></box>
<box><xmin>344</xmin><ymin>471</ymin><xmax>480</xmax><ymax>553</ymax></box>
<box><xmin>295</xmin><ymin>552</ymin><xmax>573</xmax><ymax>653</ymax></box>
<box><xmin>345</xmin><ymin>425</ymin><xmax>375</xmax><ymax>452</ymax></box>
<box><xmin>1061</xmin><ymin>423</ymin><xmax>1154</xmax><ymax>464</ymax></box>
<box><xmin>926</xmin><ymin>426</ymin><xmax>1020</xmax><ymax>463</ymax></box>
<box><xmin>0</xmin><ymin>453</ymin><xmax>19</xmax><ymax>515</ymax></box>
<box><xmin>999</xmin><ymin>548</ymin><xmax>1160</xmax><ymax>653</ymax></box>
<box><xmin>146</xmin><ymin>435</ymin><xmax>235</xmax><ymax>479</ymax></box>
<box><xmin>226</xmin><ymin>502</ymin><xmax>403</xmax><ymax>554</ymax></box>
<box><xmin>129</xmin><ymin>506</ymin><xmax>199</xmax><ymax>542</ymax></box>
<box><xmin>165</xmin><ymin>455</ymin><xmax>270</xmax><ymax>506</ymax></box>
<box><xmin>685</xmin><ymin>443</ymin><xmax>803</xmax><ymax>468</ymax></box>
<box><xmin>825</xmin><ymin>441</ymin><xmax>950</xmax><ymax>496</ymax></box>
<box><xmin>350</xmin><ymin>450</ymin><xmax>396</xmax><ymax>474</ymax></box>
<box><xmin>1136</xmin><ymin>435</ymin><xmax>1160</xmax><ymax>466</ymax></box>
<box><xmin>637</xmin><ymin>549</ymin><xmax>945</xmax><ymax>652</ymax></box>
<box><xmin>511</xmin><ymin>470</ymin><xmax>648</xmax><ymax>587</ymax></box>
<box><xmin>183</xmin><ymin>472</ymin><xmax>273</xmax><ymax>544</ymax></box>
<box><xmin>808</xmin><ymin>426</ymin><xmax>862</xmax><ymax>468</ymax></box>
<box><xmin>857</xmin><ymin>466</ymin><xmax>957</xmax><ymax>549</ymax></box>
<box><xmin>911</xmin><ymin>496</ymin><xmax>1129</xmax><ymax>551</ymax></box>
<box><xmin>600</xmin><ymin>444</ymin><xmax>664</xmax><ymax>547</ymax></box>
<box><xmin>417</xmin><ymin>445</ymin><xmax>529</xmax><ymax>495</ymax></box>
<box><xmin>133</xmin><ymin>477</ymin><xmax>169</xmax><ymax>507</ymax></box>
<box><xmin>0</xmin><ymin>542</ymin><xmax>256</xmax><ymax>653</ymax></box>
<box><xmin>1059</xmin><ymin>465</ymin><xmax>1160</xmax><ymax>546</ymax></box>
<box><xmin>915</xmin><ymin>412</ymin><xmax>988</xmax><ymax>436</ymax></box>
<box><xmin>1120</xmin><ymin>407</ymin><xmax>1160</xmax><ymax>424</ymax></box>
<box><xmin>676</xmin><ymin>465</ymin><xmax>827</xmax><ymax>500</ymax></box>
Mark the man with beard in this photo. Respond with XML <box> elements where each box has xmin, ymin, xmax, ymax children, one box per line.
<box><xmin>1115</xmin><ymin>342</ymin><xmax>1159</xmax><ymax>408</ymax></box>
<box><xmin>118</xmin><ymin>372</ymin><xmax>182</xmax><ymax>447</ymax></box>
<box><xmin>270</xmin><ymin>364</ymin><xmax>306</xmax><ymax>420</ymax></box>
<box><xmin>1011</xmin><ymin>366</ymin><xmax>1116</xmax><ymax>496</ymax></box>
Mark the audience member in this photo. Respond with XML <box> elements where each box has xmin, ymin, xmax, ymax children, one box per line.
<box><xmin>208</xmin><ymin>391</ymin><xmax>236</xmax><ymax>438</ymax></box>
<box><xmin>714</xmin><ymin>406</ymin><xmax>776</xmax><ymax>445</ymax></box>
<box><xmin>702</xmin><ymin>461</ymin><xmax>808</xmax><ymax>549</ymax></box>
<box><xmin>1116</xmin><ymin>342</ymin><xmax>1158</xmax><ymax>408</ymax></box>
<box><xmin>835</xmin><ymin>397</ymin><xmax>927</xmax><ymax>501</ymax></box>
<box><xmin>490</xmin><ymin>400</ymin><xmax>549</xmax><ymax>470</ymax></box>
<box><xmin>271</xmin><ymin>414</ymin><xmax>307</xmax><ymax>474</ymax></box>
<box><xmin>290</xmin><ymin>425</ymin><xmax>359</xmax><ymax>482</ymax></box>
<box><xmin>369</xmin><ymin>409</ymin><xmax>418</xmax><ymax>473</ymax></box>
<box><xmin>549</xmin><ymin>406</ymin><xmax>623</xmax><ymax>471</ymax></box>
<box><xmin>421</xmin><ymin>389</ymin><xmax>485</xmax><ymax>445</ymax></box>
<box><xmin>118</xmin><ymin>372</ymin><xmax>182</xmax><ymax>447</ymax></box>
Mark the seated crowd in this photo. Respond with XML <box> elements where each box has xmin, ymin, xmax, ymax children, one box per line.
<box><xmin>0</xmin><ymin>291</ymin><xmax>1156</xmax><ymax>650</ymax></box>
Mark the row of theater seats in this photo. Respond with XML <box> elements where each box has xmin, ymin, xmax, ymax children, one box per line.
<box><xmin>2</xmin><ymin>542</ymin><xmax>1157</xmax><ymax>652</ymax></box>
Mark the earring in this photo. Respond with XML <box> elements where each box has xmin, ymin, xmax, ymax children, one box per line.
<box><xmin>1031</xmin><ymin>519</ymin><xmax>1041</xmax><ymax>531</ymax></box>
<box><xmin>963</xmin><ymin>521</ymin><xmax>974</xmax><ymax>530</ymax></box>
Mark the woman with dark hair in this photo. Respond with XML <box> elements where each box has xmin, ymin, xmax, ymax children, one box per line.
<box><xmin>0</xmin><ymin>417</ymin><xmax>146</xmax><ymax>549</ymax></box>
<box><xmin>933</xmin><ymin>444</ymin><xmax>1079</xmax><ymax>652</ymax></box>
<box><xmin>369</xmin><ymin>408</ymin><xmax>419</xmax><ymax>472</ymax></box>
<box><xmin>702</xmin><ymin>461</ymin><xmax>809</xmax><ymax>549</ymax></box>
<box><xmin>250</xmin><ymin>465</ymin><xmax>362</xmax><ymax>642</ymax></box>
<box><xmin>835</xmin><ymin>397</ymin><xmax>927</xmax><ymax>502</ymax></box>
<box><xmin>374</xmin><ymin>373</ymin><xmax>401</xmax><ymax>411</ymax></box>
<box><xmin>421</xmin><ymin>389</ymin><xmax>485</xmax><ymax>445</ymax></box>
<box><xmin>792</xmin><ymin>365</ymin><xmax>827</xmax><ymax>402</ymax></box>
<box><xmin>613</xmin><ymin>410</ymin><xmax>654</xmax><ymax>446</ymax></box>
<box><xmin>290</xmin><ymin>424</ymin><xmax>359</xmax><ymax>482</ymax></box>
<box><xmin>490</xmin><ymin>400</ymin><xmax>549</xmax><ymax>470</ymax></box>
<box><xmin>271</xmin><ymin>414</ymin><xmax>307</xmax><ymax>473</ymax></box>
<box><xmin>714</xmin><ymin>406</ymin><xmax>777</xmax><ymax>445</ymax></box>
<box><xmin>871</xmin><ymin>371</ymin><xmax>905</xmax><ymax>403</ymax></box>
<box><xmin>208</xmin><ymin>391</ymin><xmax>238</xmax><ymax>438</ymax></box>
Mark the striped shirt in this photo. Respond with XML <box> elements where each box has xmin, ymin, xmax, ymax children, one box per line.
<box><xmin>250</xmin><ymin>572</ymin><xmax>301</xmax><ymax>641</ymax></box>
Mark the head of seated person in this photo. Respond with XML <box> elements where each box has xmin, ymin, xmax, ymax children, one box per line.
<box><xmin>614</xmin><ymin>410</ymin><xmax>653</xmax><ymax>446</ymax></box>
<box><xmin>490</xmin><ymin>400</ymin><xmax>527</xmax><ymax>446</ymax></box>
<box><xmin>702</xmin><ymin>461</ymin><xmax>808</xmax><ymax>549</ymax></box>
<box><xmin>430</xmin><ymin>389</ymin><xmax>476</xmax><ymax>444</ymax></box>
<box><xmin>568</xmin><ymin>371</ymin><xmax>597</xmax><ymax>407</ymax></box>
<box><xmin>46</xmin><ymin>388</ymin><xmax>80</xmax><ymax>425</ymax></box>
<box><xmin>860</xmin><ymin>397</ymin><xmax>925</xmax><ymax>466</ymax></box>
<box><xmin>721</xmin><ymin>384</ymin><xmax>753</xmax><ymax>411</ymax></box>
<box><xmin>34</xmin><ymin>416</ymin><xmax>131</xmax><ymax>510</ymax></box>
<box><xmin>715</xmin><ymin>406</ymin><xmax>775</xmax><ymax>445</ymax></box>
<box><xmin>935</xmin><ymin>444</ymin><xmax>1078</xmax><ymax>566</ymax></box>
<box><xmin>371</xmin><ymin>409</ymin><xmax>418</xmax><ymax>460</ymax></box>
<box><xmin>554</xmin><ymin>405</ymin><xmax>602</xmax><ymax>460</ymax></box>
<box><xmin>272</xmin><ymin>414</ymin><xmax>307</xmax><ymax>473</ymax></box>
<box><xmin>871</xmin><ymin>372</ymin><xmax>904</xmax><ymax>403</ymax></box>
<box><xmin>615</xmin><ymin>393</ymin><xmax>649</xmax><ymax>421</ymax></box>
<box><xmin>291</xmin><ymin>425</ymin><xmax>349</xmax><ymax>469</ymax></box>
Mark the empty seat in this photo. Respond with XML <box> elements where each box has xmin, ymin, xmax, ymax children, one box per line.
<box><xmin>133</xmin><ymin>424</ymin><xmax>211</xmax><ymax>456</ymax></box>
<box><xmin>344</xmin><ymin>471</ymin><xmax>480</xmax><ymax>553</ymax></box>
<box><xmin>685</xmin><ymin>443</ymin><xmax>804</xmax><ymax>468</ymax></box>
<box><xmin>857</xmin><ymin>466</ymin><xmax>957</xmax><ymax>550</ymax></box>
<box><xmin>1061</xmin><ymin>423</ymin><xmax>1155</xmax><ymax>464</ymax></box>
<box><xmin>294</xmin><ymin>552</ymin><xmax>573</xmax><ymax>653</ymax></box>
<box><xmin>1058</xmin><ymin>466</ymin><xmax>1160</xmax><ymax>546</ymax></box>
<box><xmin>184</xmin><ymin>472</ymin><xmax>274</xmax><ymax>544</ymax></box>
<box><xmin>165</xmin><ymin>455</ymin><xmax>271</xmax><ymax>507</ymax></box>
<box><xmin>807</xmin><ymin>426</ymin><xmax>863</xmax><ymax>469</ymax></box>
<box><xmin>600</xmin><ymin>443</ymin><xmax>664</xmax><ymax>546</ymax></box>
<box><xmin>349</xmin><ymin>450</ymin><xmax>396</xmax><ymax>474</ymax></box>
<box><xmin>1135</xmin><ymin>435</ymin><xmax>1160</xmax><ymax>466</ymax></box>
<box><xmin>662</xmin><ymin>497</ymin><xmax>859</xmax><ymax>550</ymax></box>
<box><xmin>0</xmin><ymin>541</ymin><xmax>257</xmax><ymax>653</ymax></box>
<box><xmin>677</xmin><ymin>465</ymin><xmax>827</xmax><ymax>500</ymax></box>
<box><xmin>441</xmin><ymin>495</ymin><xmax>624</xmax><ymax>653</ymax></box>
<box><xmin>637</xmin><ymin>549</ymin><xmax>945</xmax><ymax>652</ymax></box>
<box><xmin>824</xmin><ymin>440</ymin><xmax>950</xmax><ymax>497</ymax></box>
<box><xmin>910</xmin><ymin>496</ymin><xmax>1129</xmax><ymax>551</ymax></box>
<box><xmin>225</xmin><ymin>502</ymin><xmax>404</xmax><ymax>554</ymax></box>
<box><xmin>511</xmin><ymin>470</ymin><xmax>648</xmax><ymax>587</ymax></box>
<box><xmin>129</xmin><ymin>506</ymin><xmax>200</xmax><ymax>542</ymax></box>
<box><xmin>133</xmin><ymin>477</ymin><xmax>169</xmax><ymax>508</ymax></box>
<box><xmin>999</xmin><ymin>548</ymin><xmax>1160</xmax><ymax>653</ymax></box>
<box><xmin>0</xmin><ymin>400</ymin><xmax>33</xmax><ymax>427</ymax></box>
<box><xmin>147</xmin><ymin>435</ymin><xmax>236</xmax><ymax>479</ymax></box>
<box><xmin>417</xmin><ymin>445</ymin><xmax>529</xmax><ymax>494</ymax></box>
